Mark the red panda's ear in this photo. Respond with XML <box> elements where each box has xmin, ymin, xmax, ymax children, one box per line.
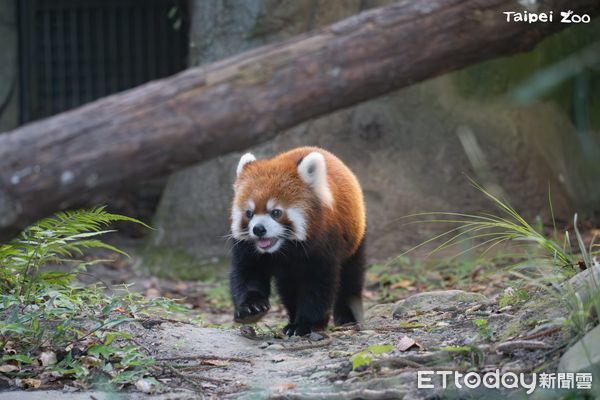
<box><xmin>236</xmin><ymin>153</ymin><xmax>256</xmax><ymax>177</ymax></box>
<box><xmin>297</xmin><ymin>152</ymin><xmax>333</xmax><ymax>208</ymax></box>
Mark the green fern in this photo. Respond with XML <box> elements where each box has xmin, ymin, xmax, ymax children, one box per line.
<box><xmin>0</xmin><ymin>207</ymin><xmax>185</xmax><ymax>388</ymax></box>
<box><xmin>1</xmin><ymin>206</ymin><xmax>149</xmax><ymax>294</ymax></box>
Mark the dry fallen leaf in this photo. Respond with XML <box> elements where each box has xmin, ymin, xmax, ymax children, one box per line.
<box><xmin>135</xmin><ymin>378</ymin><xmax>157</xmax><ymax>394</ymax></box>
<box><xmin>391</xmin><ymin>280</ymin><xmax>413</xmax><ymax>290</ymax></box>
<box><xmin>40</xmin><ymin>350</ymin><xmax>57</xmax><ymax>366</ymax></box>
<box><xmin>21</xmin><ymin>378</ymin><xmax>42</xmax><ymax>389</ymax></box>
<box><xmin>0</xmin><ymin>364</ymin><xmax>18</xmax><ymax>373</ymax></box>
<box><xmin>145</xmin><ymin>287</ymin><xmax>161</xmax><ymax>299</ymax></box>
<box><xmin>201</xmin><ymin>359</ymin><xmax>229</xmax><ymax>367</ymax></box>
<box><xmin>175</xmin><ymin>282</ymin><xmax>188</xmax><ymax>291</ymax></box>
<box><xmin>469</xmin><ymin>265</ymin><xmax>484</xmax><ymax>280</ymax></box>
<box><xmin>397</xmin><ymin>335</ymin><xmax>422</xmax><ymax>352</ymax></box>
<box><xmin>3</xmin><ymin>341</ymin><xmax>16</xmax><ymax>355</ymax></box>
<box><xmin>274</xmin><ymin>382</ymin><xmax>296</xmax><ymax>391</ymax></box>
<box><xmin>80</xmin><ymin>356</ymin><xmax>101</xmax><ymax>368</ymax></box>
<box><xmin>469</xmin><ymin>284</ymin><xmax>487</xmax><ymax>292</ymax></box>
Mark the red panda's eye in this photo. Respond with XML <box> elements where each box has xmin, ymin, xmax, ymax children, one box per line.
<box><xmin>270</xmin><ymin>209</ymin><xmax>282</xmax><ymax>219</ymax></box>
<box><xmin>245</xmin><ymin>210</ymin><xmax>254</xmax><ymax>219</ymax></box>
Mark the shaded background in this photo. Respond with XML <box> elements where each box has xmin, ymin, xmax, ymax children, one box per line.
<box><xmin>0</xmin><ymin>0</ymin><xmax>598</xmax><ymax>278</ymax></box>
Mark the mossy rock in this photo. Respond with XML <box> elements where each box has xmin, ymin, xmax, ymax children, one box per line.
<box><xmin>559</xmin><ymin>324</ymin><xmax>600</xmax><ymax>374</ymax></box>
<box><xmin>139</xmin><ymin>246</ymin><xmax>229</xmax><ymax>281</ymax></box>
<box><xmin>496</xmin><ymin>291</ymin><xmax>568</xmax><ymax>342</ymax></box>
<box><xmin>393</xmin><ymin>290</ymin><xmax>488</xmax><ymax>318</ymax></box>
<box><xmin>365</xmin><ymin>303</ymin><xmax>395</xmax><ymax>323</ymax></box>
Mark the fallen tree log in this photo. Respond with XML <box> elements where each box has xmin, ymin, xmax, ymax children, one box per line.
<box><xmin>0</xmin><ymin>0</ymin><xmax>599</xmax><ymax>239</ymax></box>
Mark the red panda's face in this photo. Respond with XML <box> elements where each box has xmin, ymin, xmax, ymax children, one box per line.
<box><xmin>231</xmin><ymin>152</ymin><xmax>329</xmax><ymax>254</ymax></box>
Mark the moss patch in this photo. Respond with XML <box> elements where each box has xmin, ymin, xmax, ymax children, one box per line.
<box><xmin>497</xmin><ymin>293</ymin><xmax>567</xmax><ymax>341</ymax></box>
<box><xmin>140</xmin><ymin>246</ymin><xmax>229</xmax><ymax>281</ymax></box>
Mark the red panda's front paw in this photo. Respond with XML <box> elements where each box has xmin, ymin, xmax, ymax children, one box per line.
<box><xmin>234</xmin><ymin>298</ymin><xmax>270</xmax><ymax>324</ymax></box>
<box><xmin>282</xmin><ymin>323</ymin><xmax>312</xmax><ymax>337</ymax></box>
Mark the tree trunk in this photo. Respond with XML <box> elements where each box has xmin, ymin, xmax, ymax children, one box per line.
<box><xmin>0</xmin><ymin>0</ymin><xmax>598</xmax><ymax>239</ymax></box>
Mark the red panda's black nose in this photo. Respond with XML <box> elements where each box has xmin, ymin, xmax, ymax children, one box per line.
<box><xmin>253</xmin><ymin>224</ymin><xmax>267</xmax><ymax>237</ymax></box>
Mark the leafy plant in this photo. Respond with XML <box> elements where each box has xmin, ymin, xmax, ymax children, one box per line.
<box><xmin>204</xmin><ymin>277</ymin><xmax>232</xmax><ymax>311</ymax></box>
<box><xmin>398</xmin><ymin>321</ymin><xmax>427</xmax><ymax>329</ymax></box>
<box><xmin>498</xmin><ymin>286</ymin><xmax>530</xmax><ymax>308</ymax></box>
<box><xmin>0</xmin><ymin>207</ymin><xmax>183</xmax><ymax>389</ymax></box>
<box><xmin>350</xmin><ymin>344</ymin><xmax>394</xmax><ymax>370</ymax></box>
<box><xmin>441</xmin><ymin>345</ymin><xmax>485</xmax><ymax>368</ymax></box>
<box><xmin>473</xmin><ymin>318</ymin><xmax>492</xmax><ymax>341</ymax></box>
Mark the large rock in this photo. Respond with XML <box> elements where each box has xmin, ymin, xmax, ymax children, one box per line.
<box><xmin>561</xmin><ymin>263</ymin><xmax>600</xmax><ymax>306</ymax></box>
<box><xmin>145</xmin><ymin>0</ymin><xmax>580</xmax><ymax>275</ymax></box>
<box><xmin>558</xmin><ymin>324</ymin><xmax>600</xmax><ymax>375</ymax></box>
<box><xmin>393</xmin><ymin>290</ymin><xmax>488</xmax><ymax>318</ymax></box>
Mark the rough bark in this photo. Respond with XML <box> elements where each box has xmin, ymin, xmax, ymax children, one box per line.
<box><xmin>0</xmin><ymin>0</ymin><xmax>598</xmax><ymax>238</ymax></box>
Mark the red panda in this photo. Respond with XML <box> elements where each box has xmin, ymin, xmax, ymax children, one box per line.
<box><xmin>229</xmin><ymin>146</ymin><xmax>366</xmax><ymax>336</ymax></box>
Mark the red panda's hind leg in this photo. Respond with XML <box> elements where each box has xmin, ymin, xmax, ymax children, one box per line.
<box><xmin>334</xmin><ymin>237</ymin><xmax>366</xmax><ymax>325</ymax></box>
<box><xmin>277</xmin><ymin>255</ymin><xmax>336</xmax><ymax>337</ymax></box>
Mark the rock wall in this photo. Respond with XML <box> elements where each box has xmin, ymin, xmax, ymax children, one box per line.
<box><xmin>0</xmin><ymin>0</ymin><xmax>18</xmax><ymax>133</ymax></box>
<box><xmin>145</xmin><ymin>0</ymin><xmax>588</xmax><ymax>276</ymax></box>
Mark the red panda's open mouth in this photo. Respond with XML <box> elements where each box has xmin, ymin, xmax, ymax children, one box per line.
<box><xmin>256</xmin><ymin>237</ymin><xmax>279</xmax><ymax>250</ymax></box>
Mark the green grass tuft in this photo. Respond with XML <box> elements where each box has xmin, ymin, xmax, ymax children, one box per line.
<box><xmin>400</xmin><ymin>179</ymin><xmax>583</xmax><ymax>270</ymax></box>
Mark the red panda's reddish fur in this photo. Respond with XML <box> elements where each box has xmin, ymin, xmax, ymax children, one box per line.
<box><xmin>234</xmin><ymin>147</ymin><xmax>365</xmax><ymax>257</ymax></box>
<box><xmin>229</xmin><ymin>146</ymin><xmax>367</xmax><ymax>336</ymax></box>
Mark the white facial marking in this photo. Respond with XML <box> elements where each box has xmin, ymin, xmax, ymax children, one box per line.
<box><xmin>266</xmin><ymin>198</ymin><xmax>276</xmax><ymax>211</ymax></box>
<box><xmin>249</xmin><ymin>214</ymin><xmax>285</xmax><ymax>253</ymax></box>
<box><xmin>297</xmin><ymin>151</ymin><xmax>333</xmax><ymax>208</ymax></box>
<box><xmin>249</xmin><ymin>215</ymin><xmax>284</xmax><ymax>239</ymax></box>
<box><xmin>231</xmin><ymin>206</ymin><xmax>244</xmax><ymax>239</ymax></box>
<box><xmin>236</xmin><ymin>153</ymin><xmax>256</xmax><ymax>177</ymax></box>
<box><xmin>286</xmin><ymin>207</ymin><xmax>307</xmax><ymax>241</ymax></box>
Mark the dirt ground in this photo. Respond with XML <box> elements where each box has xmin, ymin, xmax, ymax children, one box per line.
<box><xmin>1</xmin><ymin>236</ymin><xmax>596</xmax><ymax>399</ymax></box>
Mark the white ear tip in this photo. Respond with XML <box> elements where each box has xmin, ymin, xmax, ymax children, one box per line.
<box><xmin>300</xmin><ymin>152</ymin><xmax>325</xmax><ymax>175</ymax></box>
<box><xmin>305</xmin><ymin>152</ymin><xmax>324</xmax><ymax>162</ymax></box>
<box><xmin>298</xmin><ymin>151</ymin><xmax>333</xmax><ymax>208</ymax></box>
<box><xmin>236</xmin><ymin>153</ymin><xmax>256</xmax><ymax>176</ymax></box>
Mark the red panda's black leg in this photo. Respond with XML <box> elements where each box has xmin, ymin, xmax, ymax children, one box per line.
<box><xmin>281</xmin><ymin>257</ymin><xmax>337</xmax><ymax>336</ymax></box>
<box><xmin>274</xmin><ymin>274</ymin><xmax>297</xmax><ymax>326</ymax></box>
<box><xmin>334</xmin><ymin>237</ymin><xmax>366</xmax><ymax>325</ymax></box>
<box><xmin>230</xmin><ymin>243</ymin><xmax>272</xmax><ymax>324</ymax></box>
